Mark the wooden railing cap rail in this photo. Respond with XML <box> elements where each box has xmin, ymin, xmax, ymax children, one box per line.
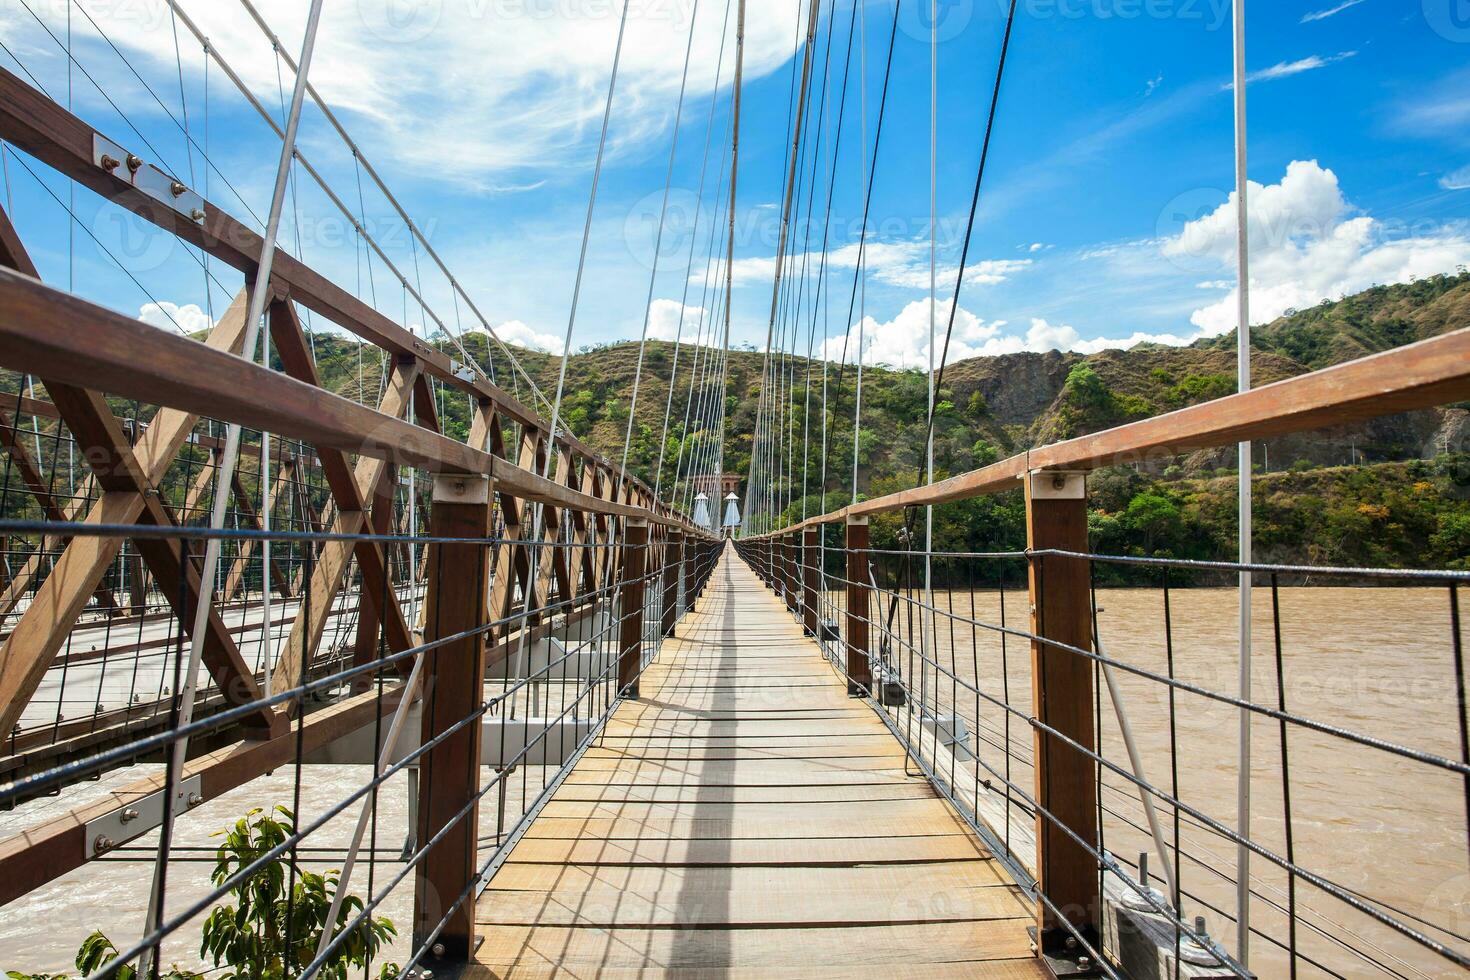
<box><xmin>749</xmin><ymin>325</ymin><xmax>1470</xmax><ymax>539</ymax></box>
<box><xmin>0</xmin><ymin>266</ymin><xmax>703</xmax><ymax>531</ymax></box>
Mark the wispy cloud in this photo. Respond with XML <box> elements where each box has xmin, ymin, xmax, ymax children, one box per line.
<box><xmin>1144</xmin><ymin>74</ymin><xmax>1164</xmax><ymax>97</ymax></box>
<box><xmin>1442</xmin><ymin>165</ymin><xmax>1470</xmax><ymax>191</ymax></box>
<box><xmin>1229</xmin><ymin>51</ymin><xmax>1357</xmax><ymax>88</ymax></box>
<box><xmin>1301</xmin><ymin>0</ymin><xmax>1367</xmax><ymax>23</ymax></box>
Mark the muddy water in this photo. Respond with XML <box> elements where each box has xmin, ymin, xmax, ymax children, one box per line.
<box><xmin>859</xmin><ymin>585</ymin><xmax>1470</xmax><ymax>979</ymax></box>
<box><xmin>2</xmin><ymin>586</ymin><xmax>1467</xmax><ymax>977</ymax></box>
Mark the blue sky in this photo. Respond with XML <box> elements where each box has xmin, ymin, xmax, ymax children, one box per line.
<box><xmin>1</xmin><ymin>0</ymin><xmax>1468</xmax><ymax>373</ymax></box>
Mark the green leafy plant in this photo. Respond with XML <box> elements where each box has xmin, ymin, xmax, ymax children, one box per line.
<box><xmin>7</xmin><ymin>807</ymin><xmax>398</xmax><ymax>980</ymax></box>
<box><xmin>200</xmin><ymin>806</ymin><xmax>399</xmax><ymax>980</ymax></box>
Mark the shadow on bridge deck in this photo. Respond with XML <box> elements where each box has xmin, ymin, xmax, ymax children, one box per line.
<box><xmin>467</xmin><ymin>548</ymin><xmax>1046</xmax><ymax>978</ymax></box>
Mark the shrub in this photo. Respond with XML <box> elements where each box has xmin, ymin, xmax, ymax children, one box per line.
<box><xmin>7</xmin><ymin>807</ymin><xmax>398</xmax><ymax>980</ymax></box>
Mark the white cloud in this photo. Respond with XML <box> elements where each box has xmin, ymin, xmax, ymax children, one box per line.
<box><xmin>1441</xmin><ymin>165</ymin><xmax>1470</xmax><ymax>191</ymax></box>
<box><xmin>815</xmin><ymin>300</ymin><xmax>1189</xmax><ymax>368</ymax></box>
<box><xmin>488</xmin><ymin>319</ymin><xmax>564</xmax><ymax>353</ymax></box>
<box><xmin>1162</xmin><ymin>160</ymin><xmax>1470</xmax><ymax>335</ymax></box>
<box><xmin>1301</xmin><ymin>0</ymin><xmax>1367</xmax><ymax>22</ymax></box>
<box><xmin>139</xmin><ymin>301</ymin><xmax>215</xmax><ymax>335</ymax></box>
<box><xmin>646</xmin><ymin>298</ymin><xmax>707</xmax><ymax>341</ymax></box>
<box><xmin>1227</xmin><ymin>51</ymin><xmax>1356</xmax><ymax>88</ymax></box>
<box><xmin>3</xmin><ymin>0</ymin><xmax>802</xmax><ymax>187</ymax></box>
<box><xmin>715</xmin><ymin>240</ymin><xmax>1029</xmax><ymax>293</ymax></box>
<box><xmin>1144</xmin><ymin>74</ymin><xmax>1163</xmax><ymax>97</ymax></box>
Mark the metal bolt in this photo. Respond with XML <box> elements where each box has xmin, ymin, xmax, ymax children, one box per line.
<box><xmin>119</xmin><ymin>807</ymin><xmax>140</xmax><ymax>824</ymax></box>
<box><xmin>1051</xmin><ymin>473</ymin><xmax>1067</xmax><ymax>490</ymax></box>
<box><xmin>93</xmin><ymin>834</ymin><xmax>115</xmax><ymax>855</ymax></box>
<box><xmin>100</xmin><ymin>154</ymin><xmax>120</xmax><ymax>172</ymax></box>
<box><xmin>190</xmin><ymin>208</ymin><xmax>206</xmax><ymax>222</ymax></box>
<box><xmin>125</xmin><ymin>153</ymin><xmax>143</xmax><ymax>173</ymax></box>
<box><xmin>169</xmin><ymin>180</ymin><xmax>187</xmax><ymax>197</ymax></box>
<box><xmin>431</xmin><ymin>943</ymin><xmax>445</xmax><ymax>957</ymax></box>
<box><xmin>187</xmin><ymin>791</ymin><xmax>205</xmax><ymax>808</ymax></box>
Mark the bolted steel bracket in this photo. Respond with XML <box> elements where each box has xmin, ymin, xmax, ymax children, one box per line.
<box><xmin>1029</xmin><ymin>926</ymin><xmax>1105</xmax><ymax>979</ymax></box>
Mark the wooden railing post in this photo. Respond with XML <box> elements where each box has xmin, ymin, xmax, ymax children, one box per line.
<box><xmin>414</xmin><ymin>473</ymin><xmax>492</xmax><ymax>961</ymax></box>
<box><xmin>845</xmin><ymin>516</ymin><xmax>872</xmax><ymax>696</ymax></box>
<box><xmin>801</xmin><ymin>526</ymin><xmax>820</xmax><ymax>636</ymax></box>
<box><xmin>662</xmin><ymin>529</ymin><xmax>683</xmax><ymax>637</ymax></box>
<box><xmin>685</xmin><ymin>535</ymin><xmax>700</xmax><ymax>612</ymax></box>
<box><xmin>1025</xmin><ymin>469</ymin><xmax>1100</xmax><ymax>960</ymax></box>
<box><xmin>618</xmin><ymin>518</ymin><xmax>650</xmax><ymax>698</ymax></box>
<box><xmin>784</xmin><ymin>532</ymin><xmax>799</xmax><ymax>615</ymax></box>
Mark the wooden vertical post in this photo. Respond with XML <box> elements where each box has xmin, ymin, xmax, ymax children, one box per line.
<box><xmin>618</xmin><ymin>518</ymin><xmax>650</xmax><ymax>698</ymax></box>
<box><xmin>415</xmin><ymin>473</ymin><xmax>492</xmax><ymax>961</ymax></box>
<box><xmin>662</xmin><ymin>529</ymin><xmax>683</xmax><ymax>637</ymax></box>
<box><xmin>801</xmin><ymin>526</ymin><xmax>820</xmax><ymax>637</ymax></box>
<box><xmin>1025</xmin><ymin>469</ymin><xmax>1099</xmax><ymax>957</ymax></box>
<box><xmin>684</xmin><ymin>534</ymin><xmax>699</xmax><ymax>613</ymax></box>
<box><xmin>784</xmin><ymin>533</ymin><xmax>799</xmax><ymax>614</ymax></box>
<box><xmin>845</xmin><ymin>516</ymin><xmax>872</xmax><ymax>696</ymax></box>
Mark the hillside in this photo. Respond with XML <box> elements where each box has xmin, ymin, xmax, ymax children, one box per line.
<box><xmin>3</xmin><ymin>274</ymin><xmax>1464</xmax><ymax>572</ymax></box>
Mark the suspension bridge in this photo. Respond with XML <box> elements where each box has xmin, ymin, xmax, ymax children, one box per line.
<box><xmin>1</xmin><ymin>0</ymin><xmax>1469</xmax><ymax>978</ymax></box>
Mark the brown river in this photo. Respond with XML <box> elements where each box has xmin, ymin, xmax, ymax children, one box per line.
<box><xmin>0</xmin><ymin>585</ymin><xmax>1466</xmax><ymax>978</ymax></box>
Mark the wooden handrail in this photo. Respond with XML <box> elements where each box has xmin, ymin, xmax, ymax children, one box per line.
<box><xmin>0</xmin><ymin>66</ymin><xmax>665</xmax><ymax>509</ymax></box>
<box><xmin>0</xmin><ymin>267</ymin><xmax>701</xmax><ymax>530</ymax></box>
<box><xmin>749</xmin><ymin>325</ymin><xmax>1470</xmax><ymax>537</ymax></box>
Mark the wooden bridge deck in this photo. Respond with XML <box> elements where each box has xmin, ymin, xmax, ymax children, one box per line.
<box><xmin>468</xmin><ymin>547</ymin><xmax>1046</xmax><ymax>978</ymax></box>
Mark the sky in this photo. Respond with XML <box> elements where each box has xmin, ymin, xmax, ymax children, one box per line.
<box><xmin>1</xmin><ymin>0</ymin><xmax>1468</xmax><ymax>373</ymax></box>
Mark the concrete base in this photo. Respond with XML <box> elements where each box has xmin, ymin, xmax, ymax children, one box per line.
<box><xmin>305</xmin><ymin>706</ymin><xmax>596</xmax><ymax>768</ymax></box>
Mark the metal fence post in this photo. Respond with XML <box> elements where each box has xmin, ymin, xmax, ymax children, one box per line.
<box><xmin>414</xmin><ymin>473</ymin><xmax>492</xmax><ymax>961</ymax></box>
<box><xmin>845</xmin><ymin>516</ymin><xmax>872</xmax><ymax>696</ymax></box>
<box><xmin>618</xmin><ymin>518</ymin><xmax>650</xmax><ymax>698</ymax></box>
<box><xmin>1025</xmin><ymin>469</ymin><xmax>1100</xmax><ymax>965</ymax></box>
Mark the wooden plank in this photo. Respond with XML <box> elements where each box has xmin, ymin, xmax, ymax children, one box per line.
<box><xmin>470</xmin><ymin>922</ymin><xmax>1041</xmax><ymax>971</ymax></box>
<box><xmin>486</xmin><ymin>861</ymin><xmax>1010</xmax><ymax>894</ymax></box>
<box><xmin>478</xmin><ymin>878</ymin><xmax>1029</xmax><ymax>928</ymax></box>
<box><xmin>471</xmin><ymin>549</ymin><xmax>1042</xmax><ymax>977</ymax></box>
<box><xmin>500</xmin><ymin>835</ymin><xmax>989</xmax><ymax>867</ymax></box>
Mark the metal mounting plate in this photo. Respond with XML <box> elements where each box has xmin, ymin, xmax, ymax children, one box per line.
<box><xmin>1028</xmin><ymin>470</ymin><xmax>1087</xmax><ymax>500</ymax></box>
<box><xmin>83</xmin><ymin>774</ymin><xmax>203</xmax><ymax>858</ymax></box>
<box><xmin>93</xmin><ymin>134</ymin><xmax>205</xmax><ymax>225</ymax></box>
